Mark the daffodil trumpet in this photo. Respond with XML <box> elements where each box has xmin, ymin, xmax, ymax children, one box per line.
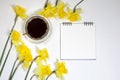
<box><xmin>24</xmin><ymin>56</ymin><xmax>40</xmax><ymax>80</ymax></box>
<box><xmin>0</xmin><ymin>15</ymin><xmax>18</xmax><ymax>67</ymax></box>
<box><xmin>12</xmin><ymin>5</ymin><xmax>28</xmax><ymax>19</ymax></box>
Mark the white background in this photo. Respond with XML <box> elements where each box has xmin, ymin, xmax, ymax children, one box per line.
<box><xmin>0</xmin><ymin>0</ymin><xmax>120</xmax><ymax>80</ymax></box>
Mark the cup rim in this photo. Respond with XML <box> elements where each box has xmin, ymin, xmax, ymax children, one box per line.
<box><xmin>24</xmin><ymin>15</ymin><xmax>52</xmax><ymax>43</ymax></box>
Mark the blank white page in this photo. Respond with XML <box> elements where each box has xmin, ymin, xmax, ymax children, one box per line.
<box><xmin>60</xmin><ymin>22</ymin><xmax>96</xmax><ymax>60</ymax></box>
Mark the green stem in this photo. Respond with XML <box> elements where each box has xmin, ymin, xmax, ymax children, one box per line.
<box><xmin>73</xmin><ymin>0</ymin><xmax>84</xmax><ymax>12</ymax></box>
<box><xmin>0</xmin><ymin>15</ymin><xmax>18</xmax><ymax>66</ymax></box>
<box><xmin>46</xmin><ymin>70</ymin><xmax>55</xmax><ymax>80</ymax></box>
<box><xmin>55</xmin><ymin>0</ymin><xmax>59</xmax><ymax>6</ymax></box>
<box><xmin>24</xmin><ymin>56</ymin><xmax>40</xmax><ymax>80</ymax></box>
<box><xmin>9</xmin><ymin>60</ymin><xmax>23</xmax><ymax>80</ymax></box>
<box><xmin>44</xmin><ymin>0</ymin><xmax>49</xmax><ymax>8</ymax></box>
<box><xmin>30</xmin><ymin>74</ymin><xmax>36</xmax><ymax>80</ymax></box>
<box><xmin>0</xmin><ymin>42</ymin><xmax>13</xmax><ymax>76</ymax></box>
<box><xmin>8</xmin><ymin>57</ymin><xmax>18</xmax><ymax>80</ymax></box>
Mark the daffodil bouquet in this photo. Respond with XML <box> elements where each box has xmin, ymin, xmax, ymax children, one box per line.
<box><xmin>0</xmin><ymin>0</ymin><xmax>85</xmax><ymax>80</ymax></box>
<box><xmin>37</xmin><ymin>0</ymin><xmax>84</xmax><ymax>21</ymax></box>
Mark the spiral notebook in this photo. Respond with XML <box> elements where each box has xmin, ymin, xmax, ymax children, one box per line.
<box><xmin>60</xmin><ymin>22</ymin><xmax>96</xmax><ymax>60</ymax></box>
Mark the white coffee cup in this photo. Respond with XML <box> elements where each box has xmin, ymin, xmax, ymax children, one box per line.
<box><xmin>24</xmin><ymin>15</ymin><xmax>52</xmax><ymax>43</ymax></box>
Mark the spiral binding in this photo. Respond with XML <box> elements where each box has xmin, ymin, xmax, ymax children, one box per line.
<box><xmin>84</xmin><ymin>22</ymin><xmax>94</xmax><ymax>26</ymax></box>
<box><xmin>62</xmin><ymin>22</ymin><xmax>94</xmax><ymax>26</ymax></box>
<box><xmin>62</xmin><ymin>22</ymin><xmax>72</xmax><ymax>26</ymax></box>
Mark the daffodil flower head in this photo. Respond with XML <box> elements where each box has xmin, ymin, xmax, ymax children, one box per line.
<box><xmin>16</xmin><ymin>43</ymin><xmax>33</xmax><ymax>69</ymax></box>
<box><xmin>34</xmin><ymin>63</ymin><xmax>52</xmax><ymax>80</ymax></box>
<box><xmin>55</xmin><ymin>59</ymin><xmax>68</xmax><ymax>80</ymax></box>
<box><xmin>16</xmin><ymin>43</ymin><xmax>31</xmax><ymax>57</ymax></box>
<box><xmin>37</xmin><ymin>3</ymin><xmax>56</xmax><ymax>18</ymax></box>
<box><xmin>56</xmin><ymin>1</ymin><xmax>67</xmax><ymax>18</ymax></box>
<box><xmin>13</xmin><ymin>5</ymin><xmax>28</xmax><ymax>19</ymax></box>
<box><xmin>67</xmin><ymin>8</ymin><xmax>82</xmax><ymax>22</ymax></box>
<box><xmin>11</xmin><ymin>30</ymin><xmax>22</xmax><ymax>46</ymax></box>
<box><xmin>35</xmin><ymin>48</ymin><xmax>49</xmax><ymax>65</ymax></box>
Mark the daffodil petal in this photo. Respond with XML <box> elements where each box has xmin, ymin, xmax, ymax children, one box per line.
<box><xmin>13</xmin><ymin>5</ymin><xmax>27</xmax><ymax>19</ymax></box>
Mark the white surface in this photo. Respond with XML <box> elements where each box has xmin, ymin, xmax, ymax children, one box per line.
<box><xmin>0</xmin><ymin>0</ymin><xmax>120</xmax><ymax>80</ymax></box>
<box><xmin>61</xmin><ymin>23</ymin><xmax>95</xmax><ymax>59</ymax></box>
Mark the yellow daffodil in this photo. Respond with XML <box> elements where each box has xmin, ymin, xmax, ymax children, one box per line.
<box><xmin>34</xmin><ymin>63</ymin><xmax>52</xmax><ymax>80</ymax></box>
<box><xmin>16</xmin><ymin>43</ymin><xmax>31</xmax><ymax>59</ymax></box>
<box><xmin>67</xmin><ymin>8</ymin><xmax>82</xmax><ymax>22</ymax></box>
<box><xmin>11</xmin><ymin>30</ymin><xmax>22</xmax><ymax>46</ymax></box>
<box><xmin>11</xmin><ymin>30</ymin><xmax>20</xmax><ymax>41</ymax></box>
<box><xmin>22</xmin><ymin>52</ymin><xmax>33</xmax><ymax>69</ymax></box>
<box><xmin>56</xmin><ymin>1</ymin><xmax>67</xmax><ymax>18</ymax></box>
<box><xmin>55</xmin><ymin>60</ymin><xmax>68</xmax><ymax>80</ymax></box>
<box><xmin>35</xmin><ymin>48</ymin><xmax>49</xmax><ymax>65</ymax></box>
<box><xmin>37</xmin><ymin>3</ymin><xmax>56</xmax><ymax>18</ymax></box>
<box><xmin>16</xmin><ymin>43</ymin><xmax>33</xmax><ymax>69</ymax></box>
<box><xmin>13</xmin><ymin>5</ymin><xmax>27</xmax><ymax>19</ymax></box>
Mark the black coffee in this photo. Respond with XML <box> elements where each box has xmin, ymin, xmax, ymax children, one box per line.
<box><xmin>26</xmin><ymin>18</ymin><xmax>48</xmax><ymax>39</ymax></box>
